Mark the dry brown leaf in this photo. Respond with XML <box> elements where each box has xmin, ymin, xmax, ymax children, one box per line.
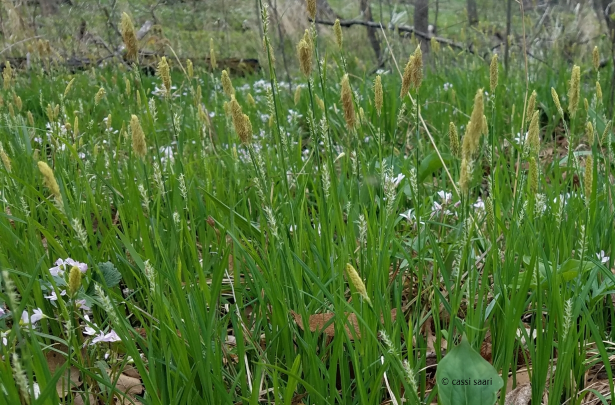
<box><xmin>505</xmin><ymin>383</ymin><xmax>531</xmax><ymax>405</ymax></box>
<box><xmin>580</xmin><ymin>379</ymin><xmax>613</xmax><ymax>405</ymax></box>
<box><xmin>120</xmin><ymin>365</ymin><xmax>141</xmax><ymax>380</ymax></box>
<box><xmin>112</xmin><ymin>372</ymin><xmax>144</xmax><ymax>405</ymax></box>
<box><xmin>291</xmin><ymin>309</ymin><xmax>397</xmax><ymax>340</ymax></box>
<box><xmin>506</xmin><ymin>369</ymin><xmax>531</xmax><ymax>392</ymax></box>
<box><xmin>74</xmin><ymin>392</ymin><xmax>97</xmax><ymax>405</ymax></box>
<box><xmin>45</xmin><ymin>345</ymin><xmax>83</xmax><ymax>398</ymax></box>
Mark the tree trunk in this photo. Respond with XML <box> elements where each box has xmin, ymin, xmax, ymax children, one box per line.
<box><xmin>467</xmin><ymin>0</ymin><xmax>479</xmax><ymax>26</ymax></box>
<box><xmin>504</xmin><ymin>0</ymin><xmax>513</xmax><ymax>73</ymax></box>
<box><xmin>359</xmin><ymin>0</ymin><xmax>382</xmax><ymax>63</ymax></box>
<box><xmin>39</xmin><ymin>0</ymin><xmax>60</xmax><ymax>15</ymax></box>
<box><xmin>597</xmin><ymin>0</ymin><xmax>615</xmax><ymax>115</ymax></box>
<box><xmin>414</xmin><ymin>0</ymin><xmax>429</xmax><ymax>52</ymax></box>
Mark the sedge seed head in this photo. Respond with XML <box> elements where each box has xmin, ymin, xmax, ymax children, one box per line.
<box><xmin>430</xmin><ymin>37</ymin><xmax>440</xmax><ymax>53</ymax></box>
<box><xmin>63</xmin><ymin>78</ymin><xmax>75</xmax><ymax>98</ymax></box>
<box><xmin>94</xmin><ymin>87</ymin><xmax>106</xmax><ymax>106</ymax></box>
<box><xmin>596</xmin><ymin>81</ymin><xmax>602</xmax><ymax>104</ymax></box>
<box><xmin>489</xmin><ymin>54</ymin><xmax>498</xmax><ymax>92</ymax></box>
<box><xmin>209</xmin><ymin>38</ymin><xmax>217</xmax><ymax>70</ymax></box>
<box><xmin>411</xmin><ymin>45</ymin><xmax>423</xmax><ymax>89</ymax></box>
<box><xmin>0</xmin><ymin>145</ymin><xmax>11</xmax><ymax>173</ymax></box>
<box><xmin>157</xmin><ymin>57</ymin><xmax>172</xmax><ymax>98</ymax></box>
<box><xmin>459</xmin><ymin>158</ymin><xmax>471</xmax><ymax>195</ymax></box>
<box><xmin>125</xmin><ymin>77</ymin><xmax>131</xmax><ymax>96</ymax></box>
<box><xmin>526</xmin><ymin>90</ymin><xmax>537</xmax><ymax>123</ymax></box>
<box><xmin>221</xmin><ymin>70</ymin><xmax>234</xmax><ymax>97</ymax></box>
<box><xmin>130</xmin><ymin>114</ymin><xmax>147</xmax><ymax>158</ymax></box>
<box><xmin>400</xmin><ymin>55</ymin><xmax>414</xmax><ymax>98</ymax></box>
<box><xmin>241</xmin><ymin>114</ymin><xmax>253</xmax><ymax>144</ymax></box>
<box><xmin>374</xmin><ymin>75</ymin><xmax>383</xmax><ymax>116</ymax></box>
<box><xmin>529</xmin><ymin>156</ymin><xmax>538</xmax><ymax>195</ymax></box>
<box><xmin>461</xmin><ymin>89</ymin><xmax>484</xmax><ymax>160</ymax></box>
<box><xmin>27</xmin><ymin>111</ymin><xmax>34</xmax><ymax>126</ymax></box>
<box><xmin>74</xmin><ymin>115</ymin><xmax>79</xmax><ymax>138</ymax></box>
<box><xmin>297</xmin><ymin>31</ymin><xmax>313</xmax><ymax>77</ymax></box>
<box><xmin>551</xmin><ymin>87</ymin><xmax>563</xmax><ymax>116</ymax></box>
<box><xmin>341</xmin><ymin>74</ymin><xmax>356</xmax><ymax>129</ymax></box>
<box><xmin>120</xmin><ymin>12</ymin><xmax>138</xmax><ymax>61</ymax></box>
<box><xmin>345</xmin><ymin>263</ymin><xmax>371</xmax><ymax>305</ymax></box>
<box><xmin>306</xmin><ymin>0</ymin><xmax>316</xmax><ymax>20</ymax></box>
<box><xmin>230</xmin><ymin>96</ymin><xmax>249</xmax><ymax>143</ymax></box>
<box><xmin>294</xmin><ymin>85</ymin><xmax>302</xmax><ymax>106</ymax></box>
<box><xmin>186</xmin><ymin>59</ymin><xmax>193</xmax><ymax>79</ymax></box>
<box><xmin>14</xmin><ymin>95</ymin><xmax>22</xmax><ymax>112</ymax></box>
<box><xmin>584</xmin><ymin>156</ymin><xmax>593</xmax><ymax>207</ymax></box>
<box><xmin>528</xmin><ymin>110</ymin><xmax>540</xmax><ymax>155</ymax></box>
<box><xmin>37</xmin><ymin>161</ymin><xmax>62</xmax><ymax>203</ymax></box>
<box><xmin>247</xmin><ymin>93</ymin><xmax>256</xmax><ymax>107</ymax></box>
<box><xmin>567</xmin><ymin>65</ymin><xmax>580</xmax><ymax>118</ymax></box>
<box><xmin>315</xmin><ymin>94</ymin><xmax>325</xmax><ymax>110</ymax></box>
<box><xmin>601</xmin><ymin>120</ymin><xmax>612</xmax><ymax>145</ymax></box>
<box><xmin>449</xmin><ymin>122</ymin><xmax>460</xmax><ymax>157</ymax></box>
<box><xmin>68</xmin><ymin>266</ymin><xmax>82</xmax><ymax>296</ymax></box>
<box><xmin>587</xmin><ymin>121</ymin><xmax>594</xmax><ymax>145</ymax></box>
<box><xmin>593</xmin><ymin>46</ymin><xmax>600</xmax><ymax>71</ymax></box>
<box><xmin>2</xmin><ymin>61</ymin><xmax>12</xmax><ymax>90</ymax></box>
<box><xmin>334</xmin><ymin>19</ymin><xmax>343</xmax><ymax>48</ymax></box>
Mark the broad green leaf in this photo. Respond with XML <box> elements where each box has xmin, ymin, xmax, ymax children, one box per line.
<box><xmin>557</xmin><ymin>259</ymin><xmax>595</xmax><ymax>282</ymax></box>
<box><xmin>418</xmin><ymin>152</ymin><xmax>453</xmax><ymax>183</ymax></box>
<box><xmin>86</xmin><ymin>261</ymin><xmax>122</xmax><ymax>295</ymax></box>
<box><xmin>436</xmin><ymin>336</ymin><xmax>503</xmax><ymax>405</ymax></box>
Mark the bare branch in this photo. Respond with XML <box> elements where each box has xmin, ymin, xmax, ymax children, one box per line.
<box><xmin>312</xmin><ymin>18</ymin><xmax>472</xmax><ymax>53</ymax></box>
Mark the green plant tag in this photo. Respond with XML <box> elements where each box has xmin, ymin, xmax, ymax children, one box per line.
<box><xmin>435</xmin><ymin>335</ymin><xmax>503</xmax><ymax>405</ymax></box>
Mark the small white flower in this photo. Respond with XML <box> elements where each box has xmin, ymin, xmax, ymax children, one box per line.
<box><xmin>437</xmin><ymin>191</ymin><xmax>453</xmax><ymax>204</ymax></box>
<box><xmin>385</xmin><ymin>173</ymin><xmax>406</xmax><ymax>188</ymax></box>
<box><xmin>400</xmin><ymin>209</ymin><xmax>415</xmax><ymax>222</ymax></box>
<box><xmin>473</xmin><ymin>198</ymin><xmax>485</xmax><ymax>210</ymax></box>
<box><xmin>431</xmin><ymin>201</ymin><xmax>453</xmax><ymax>216</ymax></box>
<box><xmin>50</xmin><ymin>258</ymin><xmax>88</xmax><ymax>276</ymax></box>
<box><xmin>0</xmin><ymin>307</ymin><xmax>6</xmax><ymax>317</ymax></box>
<box><xmin>44</xmin><ymin>290</ymin><xmax>66</xmax><ymax>301</ymax></box>
<box><xmin>83</xmin><ymin>315</ymin><xmax>98</xmax><ymax>336</ymax></box>
<box><xmin>21</xmin><ymin>308</ymin><xmax>45</xmax><ymax>325</ymax></box>
<box><xmin>76</xmin><ymin>300</ymin><xmax>90</xmax><ymax>311</ymax></box>
<box><xmin>33</xmin><ymin>382</ymin><xmax>41</xmax><ymax>399</ymax></box>
<box><xmin>513</xmin><ymin>132</ymin><xmax>528</xmax><ymax>146</ymax></box>
<box><xmin>443</xmin><ymin>82</ymin><xmax>453</xmax><ymax>91</ymax></box>
<box><xmin>596</xmin><ymin>251</ymin><xmax>610</xmax><ymax>264</ymax></box>
<box><xmin>91</xmin><ymin>330</ymin><xmax>121</xmax><ymax>345</ymax></box>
